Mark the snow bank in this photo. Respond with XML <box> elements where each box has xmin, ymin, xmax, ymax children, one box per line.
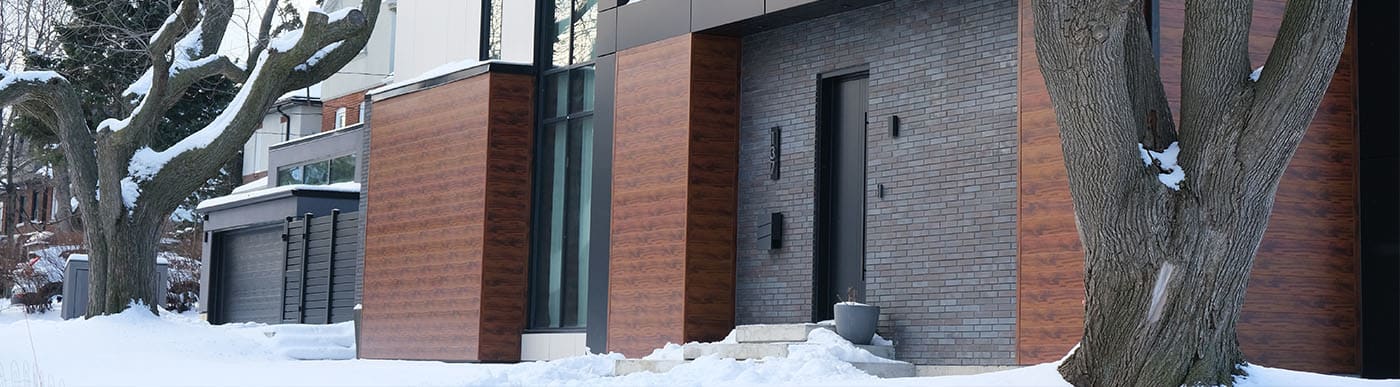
<box><xmin>0</xmin><ymin>305</ymin><xmax>1392</xmax><ymax>387</ymax></box>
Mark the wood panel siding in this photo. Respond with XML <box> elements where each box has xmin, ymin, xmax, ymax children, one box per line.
<box><xmin>360</xmin><ymin>71</ymin><xmax>533</xmax><ymax>362</ymax></box>
<box><xmin>609</xmin><ymin>34</ymin><xmax>740</xmax><ymax>357</ymax></box>
<box><xmin>1017</xmin><ymin>1</ymin><xmax>1360</xmax><ymax>373</ymax></box>
<box><xmin>1016</xmin><ymin>0</ymin><xmax>1085</xmax><ymax>365</ymax></box>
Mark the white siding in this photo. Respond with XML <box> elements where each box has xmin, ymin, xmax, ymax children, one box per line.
<box><xmin>321</xmin><ymin>0</ymin><xmax>399</xmax><ymax>100</ymax></box>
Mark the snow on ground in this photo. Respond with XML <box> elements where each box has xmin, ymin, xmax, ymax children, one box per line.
<box><xmin>0</xmin><ymin>300</ymin><xmax>1393</xmax><ymax>387</ymax></box>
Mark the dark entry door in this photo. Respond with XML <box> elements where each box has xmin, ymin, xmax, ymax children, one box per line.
<box><xmin>816</xmin><ymin>73</ymin><xmax>868</xmax><ymax>321</ymax></box>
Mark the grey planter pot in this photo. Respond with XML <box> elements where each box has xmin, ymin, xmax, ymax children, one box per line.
<box><xmin>834</xmin><ymin>303</ymin><xmax>880</xmax><ymax>345</ymax></box>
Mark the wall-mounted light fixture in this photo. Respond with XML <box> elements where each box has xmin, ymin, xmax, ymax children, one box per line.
<box><xmin>889</xmin><ymin>115</ymin><xmax>901</xmax><ymax>138</ymax></box>
<box><xmin>758</xmin><ymin>212</ymin><xmax>783</xmax><ymax>250</ymax></box>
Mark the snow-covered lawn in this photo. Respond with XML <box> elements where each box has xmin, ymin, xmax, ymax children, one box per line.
<box><xmin>0</xmin><ymin>301</ymin><xmax>1392</xmax><ymax>387</ymax></box>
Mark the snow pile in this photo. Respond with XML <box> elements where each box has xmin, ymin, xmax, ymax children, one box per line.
<box><xmin>1137</xmin><ymin>142</ymin><xmax>1186</xmax><ymax>190</ymax></box>
<box><xmin>792</xmin><ymin>327</ymin><xmax>901</xmax><ymax>364</ymax></box>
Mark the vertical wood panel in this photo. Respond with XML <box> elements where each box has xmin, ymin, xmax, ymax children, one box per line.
<box><xmin>1017</xmin><ymin>1</ymin><xmax>1360</xmax><ymax>373</ymax></box>
<box><xmin>361</xmin><ymin>70</ymin><xmax>533</xmax><ymax>362</ymax></box>
<box><xmin>609</xmin><ymin>34</ymin><xmax>740</xmax><ymax>357</ymax></box>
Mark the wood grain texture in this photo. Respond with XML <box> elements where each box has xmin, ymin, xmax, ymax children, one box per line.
<box><xmin>609</xmin><ymin>34</ymin><xmax>739</xmax><ymax>357</ymax></box>
<box><xmin>1017</xmin><ymin>0</ymin><xmax>1360</xmax><ymax>373</ymax></box>
<box><xmin>360</xmin><ymin>71</ymin><xmax>533</xmax><ymax>362</ymax></box>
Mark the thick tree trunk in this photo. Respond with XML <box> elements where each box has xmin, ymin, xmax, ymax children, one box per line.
<box><xmin>85</xmin><ymin>221</ymin><xmax>161</xmax><ymax>317</ymax></box>
<box><xmin>1032</xmin><ymin>0</ymin><xmax>1352</xmax><ymax>385</ymax></box>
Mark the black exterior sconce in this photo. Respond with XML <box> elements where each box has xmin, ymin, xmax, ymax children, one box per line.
<box><xmin>758</xmin><ymin>212</ymin><xmax>783</xmax><ymax>250</ymax></box>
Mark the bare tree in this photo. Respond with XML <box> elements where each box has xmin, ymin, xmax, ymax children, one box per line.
<box><xmin>0</xmin><ymin>0</ymin><xmax>380</xmax><ymax>316</ymax></box>
<box><xmin>1031</xmin><ymin>0</ymin><xmax>1352</xmax><ymax>385</ymax></box>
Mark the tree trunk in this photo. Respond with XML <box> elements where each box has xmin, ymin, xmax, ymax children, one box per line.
<box><xmin>1031</xmin><ymin>0</ymin><xmax>1353</xmax><ymax>385</ymax></box>
<box><xmin>85</xmin><ymin>220</ymin><xmax>161</xmax><ymax>316</ymax></box>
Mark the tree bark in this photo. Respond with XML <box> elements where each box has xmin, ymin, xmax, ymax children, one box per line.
<box><xmin>1032</xmin><ymin>0</ymin><xmax>1353</xmax><ymax>386</ymax></box>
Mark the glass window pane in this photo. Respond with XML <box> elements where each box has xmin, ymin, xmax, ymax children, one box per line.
<box><xmin>482</xmin><ymin>0</ymin><xmax>503</xmax><ymax>60</ymax></box>
<box><xmin>545</xmin><ymin>72</ymin><xmax>569</xmax><ymax>119</ymax></box>
<box><xmin>304</xmin><ymin>161</ymin><xmax>330</xmax><ymax>185</ymax></box>
<box><xmin>550</xmin><ymin>0</ymin><xmax>571</xmax><ymax>67</ymax></box>
<box><xmin>276</xmin><ymin>166</ymin><xmax>297</xmax><ymax>186</ymax></box>
<box><xmin>532</xmin><ymin>122</ymin><xmax>569</xmax><ymax>328</ymax></box>
<box><xmin>330</xmin><ymin>155</ymin><xmax>356</xmax><ymax>183</ymax></box>
<box><xmin>571</xmin><ymin>0</ymin><xmax>597</xmax><ymax>64</ymax></box>
<box><xmin>566</xmin><ymin>117</ymin><xmax>593</xmax><ymax>328</ymax></box>
<box><xmin>569</xmin><ymin>66</ymin><xmax>594</xmax><ymax>114</ymax></box>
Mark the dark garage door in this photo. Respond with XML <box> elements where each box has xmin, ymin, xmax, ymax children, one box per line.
<box><xmin>217</xmin><ymin>226</ymin><xmax>284</xmax><ymax>324</ymax></box>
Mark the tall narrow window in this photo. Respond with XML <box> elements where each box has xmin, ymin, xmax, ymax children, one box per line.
<box><xmin>529</xmin><ymin>0</ymin><xmax>597</xmax><ymax>330</ymax></box>
<box><xmin>334</xmin><ymin>107</ymin><xmax>347</xmax><ymax>128</ymax></box>
<box><xmin>480</xmin><ymin>0</ymin><xmax>503</xmax><ymax>60</ymax></box>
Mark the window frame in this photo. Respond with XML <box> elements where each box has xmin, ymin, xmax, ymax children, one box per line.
<box><xmin>526</xmin><ymin>0</ymin><xmax>598</xmax><ymax>332</ymax></box>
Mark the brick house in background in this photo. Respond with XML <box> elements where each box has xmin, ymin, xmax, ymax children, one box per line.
<box><xmin>198</xmin><ymin>0</ymin><xmax>1399</xmax><ymax>379</ymax></box>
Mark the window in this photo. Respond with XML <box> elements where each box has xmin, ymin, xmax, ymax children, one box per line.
<box><xmin>529</xmin><ymin>0</ymin><xmax>597</xmax><ymax>330</ymax></box>
<box><xmin>334</xmin><ymin>107</ymin><xmax>347</xmax><ymax>128</ymax></box>
<box><xmin>276</xmin><ymin>155</ymin><xmax>357</xmax><ymax>186</ymax></box>
<box><xmin>480</xmin><ymin>0</ymin><xmax>503</xmax><ymax>60</ymax></box>
<box><xmin>358</xmin><ymin>100</ymin><xmax>368</xmax><ymax>124</ymax></box>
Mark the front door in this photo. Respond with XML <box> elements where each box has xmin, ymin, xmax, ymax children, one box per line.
<box><xmin>815</xmin><ymin>73</ymin><xmax>868</xmax><ymax>322</ymax></box>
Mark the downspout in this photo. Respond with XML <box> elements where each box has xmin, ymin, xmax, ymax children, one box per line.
<box><xmin>277</xmin><ymin>104</ymin><xmax>292</xmax><ymax>142</ymax></box>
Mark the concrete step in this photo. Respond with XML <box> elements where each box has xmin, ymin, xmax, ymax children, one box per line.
<box><xmin>851</xmin><ymin>361</ymin><xmax>917</xmax><ymax>378</ymax></box>
<box><xmin>615</xmin><ymin>359</ymin><xmax>685</xmax><ymax>375</ymax></box>
<box><xmin>682</xmin><ymin>343</ymin><xmax>789</xmax><ymax>360</ymax></box>
<box><xmin>279</xmin><ymin>345</ymin><xmax>356</xmax><ymax>360</ymax></box>
<box><xmin>734</xmin><ymin>323</ymin><xmax>828</xmax><ymax>343</ymax></box>
<box><xmin>614</xmin><ymin>358</ymin><xmax>916</xmax><ymax>379</ymax></box>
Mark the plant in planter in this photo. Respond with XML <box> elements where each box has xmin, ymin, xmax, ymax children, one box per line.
<box><xmin>833</xmin><ymin>287</ymin><xmax>880</xmax><ymax>345</ymax></box>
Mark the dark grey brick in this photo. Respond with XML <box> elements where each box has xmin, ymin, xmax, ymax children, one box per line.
<box><xmin>734</xmin><ymin>0</ymin><xmax>1019</xmax><ymax>366</ymax></box>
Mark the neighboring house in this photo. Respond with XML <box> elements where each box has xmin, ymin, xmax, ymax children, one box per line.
<box><xmin>242</xmin><ymin>94</ymin><xmax>323</xmax><ymax>184</ymax></box>
<box><xmin>196</xmin><ymin>0</ymin><xmax>398</xmax><ymax>325</ymax></box>
<box><xmin>196</xmin><ymin>125</ymin><xmax>364</xmax><ymax>325</ymax></box>
<box><xmin>318</xmin><ymin>0</ymin><xmax>398</xmax><ymax>139</ymax></box>
<box><xmin>206</xmin><ymin>0</ymin><xmax>1398</xmax><ymax>379</ymax></box>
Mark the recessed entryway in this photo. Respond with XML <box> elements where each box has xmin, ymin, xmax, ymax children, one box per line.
<box><xmin>814</xmin><ymin>70</ymin><xmax>869</xmax><ymax>322</ymax></box>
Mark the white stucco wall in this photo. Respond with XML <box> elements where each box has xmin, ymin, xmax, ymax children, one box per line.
<box><xmin>320</xmin><ymin>0</ymin><xmax>399</xmax><ymax>100</ymax></box>
<box><xmin>243</xmin><ymin>103</ymin><xmax>322</xmax><ymax>177</ymax></box>
<box><xmin>392</xmin><ymin>0</ymin><xmax>535</xmax><ymax>81</ymax></box>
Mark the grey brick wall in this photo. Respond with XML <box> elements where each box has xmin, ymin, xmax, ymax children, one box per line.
<box><xmin>735</xmin><ymin>0</ymin><xmax>1019</xmax><ymax>365</ymax></box>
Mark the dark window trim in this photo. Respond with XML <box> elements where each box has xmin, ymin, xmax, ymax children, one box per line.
<box><xmin>811</xmin><ymin>65</ymin><xmax>869</xmax><ymax>323</ymax></box>
<box><xmin>480</xmin><ymin>0</ymin><xmax>502</xmax><ymax>61</ymax></box>
<box><xmin>528</xmin><ymin>0</ymin><xmax>599</xmax><ymax>331</ymax></box>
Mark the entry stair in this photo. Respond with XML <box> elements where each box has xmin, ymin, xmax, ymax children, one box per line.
<box><xmin>262</xmin><ymin>321</ymin><xmax>356</xmax><ymax>360</ymax></box>
<box><xmin>614</xmin><ymin>323</ymin><xmax>916</xmax><ymax>378</ymax></box>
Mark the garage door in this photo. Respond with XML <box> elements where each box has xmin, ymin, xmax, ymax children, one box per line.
<box><xmin>217</xmin><ymin>226</ymin><xmax>284</xmax><ymax>324</ymax></box>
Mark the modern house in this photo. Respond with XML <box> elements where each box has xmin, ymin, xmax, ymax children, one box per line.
<box><xmin>200</xmin><ymin>0</ymin><xmax>1398</xmax><ymax>379</ymax></box>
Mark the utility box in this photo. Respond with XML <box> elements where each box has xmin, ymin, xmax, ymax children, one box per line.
<box><xmin>62</xmin><ymin>254</ymin><xmax>169</xmax><ymax>319</ymax></box>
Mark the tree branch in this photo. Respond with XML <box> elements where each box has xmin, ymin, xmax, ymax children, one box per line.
<box><xmin>1242</xmin><ymin>0</ymin><xmax>1352</xmax><ymax>166</ymax></box>
<box><xmin>129</xmin><ymin>0</ymin><xmax>382</xmax><ymax>220</ymax></box>
<box><xmin>1178</xmin><ymin>0</ymin><xmax>1253</xmax><ymax>140</ymax></box>
<box><xmin>247</xmin><ymin>0</ymin><xmax>280</xmax><ymax>67</ymax></box>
